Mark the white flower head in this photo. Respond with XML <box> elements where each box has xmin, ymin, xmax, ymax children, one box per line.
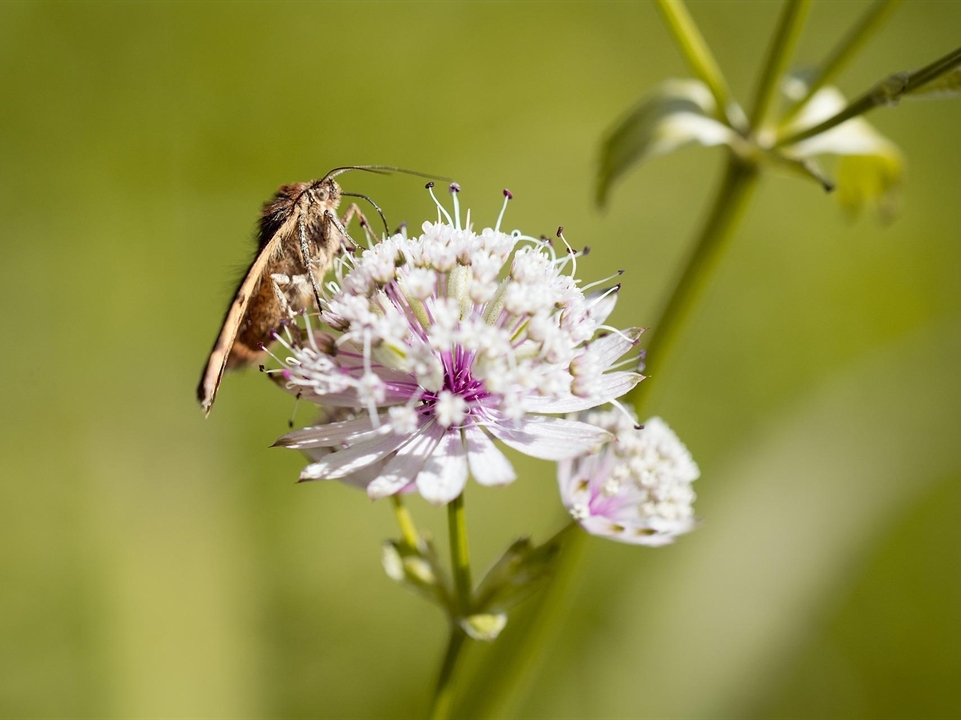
<box><xmin>272</xmin><ymin>186</ymin><xmax>645</xmax><ymax>505</ymax></box>
<box><xmin>558</xmin><ymin>412</ymin><xmax>699</xmax><ymax>546</ymax></box>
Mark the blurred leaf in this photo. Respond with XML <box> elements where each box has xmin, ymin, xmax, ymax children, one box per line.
<box><xmin>596</xmin><ymin>79</ymin><xmax>741</xmax><ymax>207</ymax></box>
<box><xmin>474</xmin><ymin>535</ymin><xmax>564</xmax><ymax>615</ymax></box>
<box><xmin>836</xmin><ymin>152</ymin><xmax>902</xmax><ymax>221</ymax></box>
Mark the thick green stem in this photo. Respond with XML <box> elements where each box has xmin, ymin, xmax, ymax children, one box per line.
<box><xmin>628</xmin><ymin>155</ymin><xmax>759</xmax><ymax>414</ymax></box>
<box><xmin>429</xmin><ymin>625</ymin><xmax>467</xmax><ymax>720</ymax></box>
<box><xmin>749</xmin><ymin>0</ymin><xmax>812</xmax><ymax>132</ymax></box>
<box><xmin>780</xmin><ymin>0</ymin><xmax>901</xmax><ymax>125</ymax></box>
<box><xmin>448</xmin><ymin>493</ymin><xmax>472</xmax><ymax>615</ymax></box>
<box><xmin>654</xmin><ymin>0</ymin><xmax>739</xmax><ymax>127</ymax></box>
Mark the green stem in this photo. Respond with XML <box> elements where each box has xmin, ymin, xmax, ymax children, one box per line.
<box><xmin>776</xmin><ymin>43</ymin><xmax>961</xmax><ymax>148</ymax></box>
<box><xmin>780</xmin><ymin>0</ymin><xmax>901</xmax><ymax>125</ymax></box>
<box><xmin>448</xmin><ymin>493</ymin><xmax>472</xmax><ymax>615</ymax></box>
<box><xmin>748</xmin><ymin>0</ymin><xmax>811</xmax><ymax>132</ymax></box>
<box><xmin>653</xmin><ymin>0</ymin><xmax>739</xmax><ymax>127</ymax></box>
<box><xmin>428</xmin><ymin>494</ymin><xmax>473</xmax><ymax>720</ymax></box>
<box><xmin>391</xmin><ymin>495</ymin><xmax>421</xmax><ymax>550</ymax></box>
<box><xmin>627</xmin><ymin>155</ymin><xmax>759</xmax><ymax>414</ymax></box>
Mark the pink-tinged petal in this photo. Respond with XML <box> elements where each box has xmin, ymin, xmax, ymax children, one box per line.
<box><xmin>579</xmin><ymin>516</ymin><xmax>678</xmax><ymax>546</ymax></box>
<box><xmin>487</xmin><ymin>415</ymin><xmax>612</xmax><ymax>461</ymax></box>
<box><xmin>300</xmin><ymin>428</ymin><xmax>414</xmax><ymax>481</ymax></box>
<box><xmin>367</xmin><ymin>422</ymin><xmax>445</xmax><ymax>499</ymax></box>
<box><xmin>274</xmin><ymin>415</ymin><xmax>387</xmax><ymax>450</ymax></box>
<box><xmin>416</xmin><ymin>430</ymin><xmax>469</xmax><ymax>505</ymax></box>
<box><xmin>463</xmin><ymin>425</ymin><xmax>516</xmax><ymax>487</ymax></box>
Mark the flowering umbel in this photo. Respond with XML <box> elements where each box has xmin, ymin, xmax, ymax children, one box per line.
<box><xmin>272</xmin><ymin>189</ymin><xmax>645</xmax><ymax>505</ymax></box>
<box><xmin>558</xmin><ymin>413</ymin><xmax>699</xmax><ymax>546</ymax></box>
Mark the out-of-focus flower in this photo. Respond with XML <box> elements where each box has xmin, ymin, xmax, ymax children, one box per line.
<box><xmin>272</xmin><ymin>190</ymin><xmax>644</xmax><ymax>505</ymax></box>
<box><xmin>558</xmin><ymin>413</ymin><xmax>699</xmax><ymax>546</ymax></box>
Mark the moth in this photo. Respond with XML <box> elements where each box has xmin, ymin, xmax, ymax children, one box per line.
<box><xmin>197</xmin><ymin>166</ymin><xmax>389</xmax><ymax>416</ymax></box>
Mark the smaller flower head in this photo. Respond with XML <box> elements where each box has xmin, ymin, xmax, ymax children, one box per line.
<box><xmin>558</xmin><ymin>413</ymin><xmax>699</xmax><ymax>546</ymax></box>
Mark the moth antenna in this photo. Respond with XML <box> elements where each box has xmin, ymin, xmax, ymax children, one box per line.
<box><xmin>320</xmin><ymin>165</ymin><xmax>451</xmax><ymax>184</ymax></box>
<box><xmin>342</xmin><ymin>191</ymin><xmax>389</xmax><ymax>235</ymax></box>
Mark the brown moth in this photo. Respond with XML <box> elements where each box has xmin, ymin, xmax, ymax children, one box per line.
<box><xmin>197</xmin><ymin>166</ymin><xmax>380</xmax><ymax>416</ymax></box>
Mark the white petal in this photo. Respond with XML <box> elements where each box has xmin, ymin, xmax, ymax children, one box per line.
<box><xmin>367</xmin><ymin>422</ymin><xmax>445</xmax><ymax>499</ymax></box>
<box><xmin>274</xmin><ymin>415</ymin><xmax>386</xmax><ymax>450</ymax></box>
<box><xmin>463</xmin><ymin>425</ymin><xmax>517</xmax><ymax>487</ymax></box>
<box><xmin>578</xmin><ymin>515</ymin><xmax>679</xmax><ymax>546</ymax></box>
<box><xmin>297</xmin><ymin>386</ymin><xmax>412</xmax><ymax>407</ymax></box>
<box><xmin>590</xmin><ymin>327</ymin><xmax>644</xmax><ymax>368</ymax></box>
<box><xmin>415</xmin><ymin>429</ymin><xmax>469</xmax><ymax>505</ymax></box>
<box><xmin>585</xmin><ymin>288</ymin><xmax>619</xmax><ymax>330</ymax></box>
<box><xmin>337</xmin><ymin>460</ymin><xmax>389</xmax><ymax>491</ymax></box>
<box><xmin>522</xmin><ymin>372</ymin><xmax>643</xmax><ymax>414</ymax></box>
<box><xmin>300</xmin><ymin>428</ymin><xmax>412</xmax><ymax>481</ymax></box>
<box><xmin>487</xmin><ymin>415</ymin><xmax>612</xmax><ymax>461</ymax></box>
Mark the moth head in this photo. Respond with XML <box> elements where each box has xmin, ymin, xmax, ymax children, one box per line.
<box><xmin>307</xmin><ymin>176</ymin><xmax>341</xmax><ymax>205</ymax></box>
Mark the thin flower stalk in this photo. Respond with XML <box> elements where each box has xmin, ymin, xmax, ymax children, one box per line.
<box><xmin>780</xmin><ymin>0</ymin><xmax>903</xmax><ymax>125</ymax></box>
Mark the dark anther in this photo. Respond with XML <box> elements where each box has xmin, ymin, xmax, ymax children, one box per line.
<box><xmin>556</xmin><ymin>226</ymin><xmax>564</xmax><ymax>237</ymax></box>
<box><xmin>258</xmin><ymin>341</ymin><xmax>267</xmax><ymax>350</ymax></box>
<box><xmin>425</xmin><ymin>181</ymin><xmax>435</xmax><ymax>189</ymax></box>
<box><xmin>617</xmin><ymin>269</ymin><xmax>625</xmax><ymax>276</ymax></box>
<box><xmin>582</xmin><ymin>246</ymin><xmax>591</xmax><ymax>256</ymax></box>
<box><xmin>634</xmin><ymin>424</ymin><xmax>645</xmax><ymax>430</ymax></box>
<box><xmin>503</xmin><ymin>189</ymin><xmax>513</xmax><ymax>199</ymax></box>
<box><xmin>258</xmin><ymin>364</ymin><xmax>266</xmax><ymax>372</ymax></box>
<box><xmin>449</xmin><ymin>182</ymin><xmax>461</xmax><ymax>193</ymax></box>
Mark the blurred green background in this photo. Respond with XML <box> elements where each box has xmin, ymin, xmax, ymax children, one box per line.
<box><xmin>2</xmin><ymin>1</ymin><xmax>960</xmax><ymax>717</ymax></box>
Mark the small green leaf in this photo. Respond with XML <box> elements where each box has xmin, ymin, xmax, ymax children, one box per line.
<box><xmin>597</xmin><ymin>79</ymin><xmax>740</xmax><ymax>207</ymax></box>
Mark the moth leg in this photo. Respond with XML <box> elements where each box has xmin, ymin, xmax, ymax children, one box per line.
<box><xmin>328</xmin><ymin>203</ymin><xmax>375</xmax><ymax>252</ymax></box>
<box><xmin>298</xmin><ymin>217</ymin><xmax>326</xmax><ymax>313</ymax></box>
<box><xmin>270</xmin><ymin>273</ymin><xmax>295</xmax><ymax>319</ymax></box>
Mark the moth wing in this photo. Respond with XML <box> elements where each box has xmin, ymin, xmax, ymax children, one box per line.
<box><xmin>197</xmin><ymin>236</ymin><xmax>281</xmax><ymax>416</ymax></box>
